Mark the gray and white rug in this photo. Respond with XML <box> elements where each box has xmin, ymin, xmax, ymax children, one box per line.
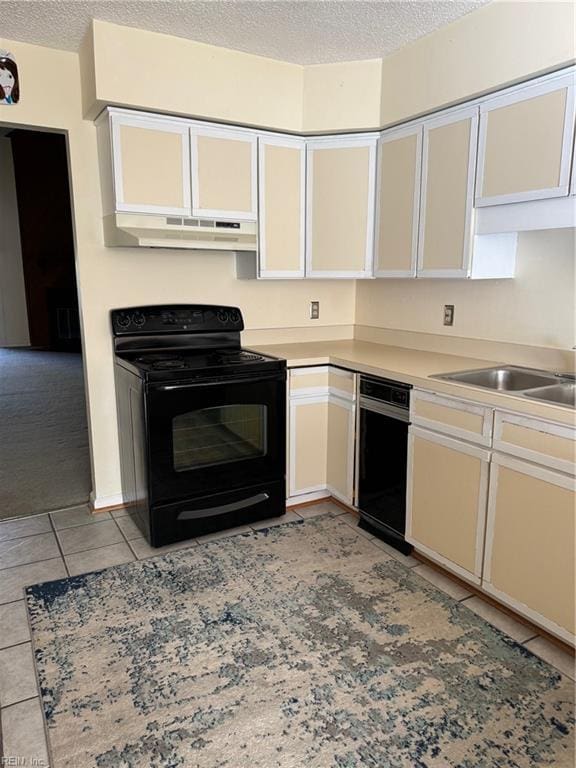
<box><xmin>27</xmin><ymin>516</ymin><xmax>575</xmax><ymax>767</ymax></box>
<box><xmin>0</xmin><ymin>349</ymin><xmax>90</xmax><ymax>519</ymax></box>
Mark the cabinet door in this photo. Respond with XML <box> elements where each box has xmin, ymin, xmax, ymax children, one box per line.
<box><xmin>407</xmin><ymin>426</ymin><xmax>490</xmax><ymax>583</ymax></box>
<box><xmin>258</xmin><ymin>136</ymin><xmax>305</xmax><ymax>278</ymax></box>
<box><xmin>110</xmin><ymin>113</ymin><xmax>191</xmax><ymax>216</ymax></box>
<box><xmin>326</xmin><ymin>370</ymin><xmax>356</xmax><ymax>505</ymax></box>
<box><xmin>476</xmin><ymin>74</ymin><xmax>575</xmax><ymax>206</ymax></box>
<box><xmin>483</xmin><ymin>453</ymin><xmax>575</xmax><ymax>644</ymax></box>
<box><xmin>289</xmin><ymin>396</ymin><xmax>328</xmax><ymax>496</ymax></box>
<box><xmin>375</xmin><ymin>124</ymin><xmax>422</xmax><ymax>277</ymax></box>
<box><xmin>417</xmin><ymin>107</ymin><xmax>479</xmax><ymax>278</ymax></box>
<box><xmin>191</xmin><ymin>127</ymin><xmax>257</xmax><ymax>220</ymax></box>
<box><xmin>306</xmin><ymin>137</ymin><xmax>377</xmax><ymax>278</ymax></box>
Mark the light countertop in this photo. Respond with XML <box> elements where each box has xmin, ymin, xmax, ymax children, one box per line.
<box><xmin>251</xmin><ymin>339</ymin><xmax>576</xmax><ymax>427</ymax></box>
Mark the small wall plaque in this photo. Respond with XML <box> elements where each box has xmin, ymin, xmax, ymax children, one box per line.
<box><xmin>0</xmin><ymin>50</ymin><xmax>19</xmax><ymax>104</ymax></box>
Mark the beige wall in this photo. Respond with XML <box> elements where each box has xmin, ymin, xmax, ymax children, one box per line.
<box><xmin>380</xmin><ymin>0</ymin><xmax>576</xmax><ymax>126</ymax></box>
<box><xmin>355</xmin><ymin>229</ymin><xmax>576</xmax><ymax>350</ymax></box>
<box><xmin>0</xmin><ymin>138</ymin><xmax>29</xmax><ymax>347</ymax></box>
<box><xmin>84</xmin><ymin>4</ymin><xmax>576</xmax><ymax>134</ymax></box>
<box><xmin>303</xmin><ymin>59</ymin><xmax>382</xmax><ymax>132</ymax></box>
<box><xmin>86</xmin><ymin>20</ymin><xmax>304</xmax><ymax>131</ymax></box>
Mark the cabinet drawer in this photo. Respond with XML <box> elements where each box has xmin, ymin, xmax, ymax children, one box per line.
<box><xmin>494</xmin><ymin>411</ymin><xmax>576</xmax><ymax>475</ymax></box>
<box><xmin>483</xmin><ymin>453</ymin><xmax>575</xmax><ymax>643</ymax></box>
<box><xmin>289</xmin><ymin>367</ymin><xmax>330</xmax><ymax>396</ymax></box>
<box><xmin>411</xmin><ymin>389</ymin><xmax>492</xmax><ymax>445</ymax></box>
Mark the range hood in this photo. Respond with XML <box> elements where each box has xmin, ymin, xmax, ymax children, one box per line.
<box><xmin>103</xmin><ymin>214</ymin><xmax>258</xmax><ymax>251</ymax></box>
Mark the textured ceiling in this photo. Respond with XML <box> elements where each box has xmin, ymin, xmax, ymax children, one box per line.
<box><xmin>0</xmin><ymin>0</ymin><xmax>490</xmax><ymax>65</ymax></box>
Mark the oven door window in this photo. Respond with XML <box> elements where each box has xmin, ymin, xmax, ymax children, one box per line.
<box><xmin>147</xmin><ymin>373</ymin><xmax>285</xmax><ymax>504</ymax></box>
<box><xmin>172</xmin><ymin>404</ymin><xmax>267</xmax><ymax>472</ymax></box>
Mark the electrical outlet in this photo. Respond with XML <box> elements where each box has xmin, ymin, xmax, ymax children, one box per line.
<box><xmin>310</xmin><ymin>301</ymin><xmax>320</xmax><ymax>320</ymax></box>
<box><xmin>443</xmin><ymin>305</ymin><xmax>455</xmax><ymax>326</ymax></box>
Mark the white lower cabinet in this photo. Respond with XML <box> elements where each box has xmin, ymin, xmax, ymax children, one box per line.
<box><xmin>288</xmin><ymin>367</ymin><xmax>356</xmax><ymax>504</ymax></box>
<box><xmin>407</xmin><ymin>390</ymin><xmax>575</xmax><ymax>645</ymax></box>
<box><xmin>289</xmin><ymin>394</ymin><xmax>329</xmax><ymax>497</ymax></box>
<box><xmin>482</xmin><ymin>452</ymin><xmax>575</xmax><ymax>644</ymax></box>
<box><xmin>406</xmin><ymin>425</ymin><xmax>490</xmax><ymax>584</ymax></box>
<box><xmin>327</xmin><ymin>395</ymin><xmax>356</xmax><ymax>504</ymax></box>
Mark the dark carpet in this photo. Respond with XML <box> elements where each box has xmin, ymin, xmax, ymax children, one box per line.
<box><xmin>0</xmin><ymin>349</ymin><xmax>91</xmax><ymax>519</ymax></box>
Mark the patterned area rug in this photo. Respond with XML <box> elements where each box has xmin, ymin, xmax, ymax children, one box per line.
<box><xmin>27</xmin><ymin>516</ymin><xmax>574</xmax><ymax>767</ymax></box>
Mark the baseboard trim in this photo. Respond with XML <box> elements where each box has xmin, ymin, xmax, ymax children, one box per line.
<box><xmin>286</xmin><ymin>491</ymin><xmax>331</xmax><ymax>507</ymax></box>
<box><xmin>89</xmin><ymin>491</ymin><xmax>126</xmax><ymax>513</ymax></box>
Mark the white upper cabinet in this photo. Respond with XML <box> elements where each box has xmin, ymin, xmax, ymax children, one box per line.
<box><xmin>374</xmin><ymin>124</ymin><xmax>422</xmax><ymax>278</ymax></box>
<box><xmin>306</xmin><ymin>136</ymin><xmax>377</xmax><ymax>279</ymax></box>
<box><xmin>476</xmin><ymin>73</ymin><xmax>575</xmax><ymax>207</ymax></box>
<box><xmin>258</xmin><ymin>136</ymin><xmax>306</xmax><ymax>279</ymax></box>
<box><xmin>107</xmin><ymin>111</ymin><xmax>191</xmax><ymax>216</ymax></box>
<box><xmin>417</xmin><ymin>106</ymin><xmax>479</xmax><ymax>278</ymax></box>
<box><xmin>190</xmin><ymin>126</ymin><xmax>258</xmax><ymax>220</ymax></box>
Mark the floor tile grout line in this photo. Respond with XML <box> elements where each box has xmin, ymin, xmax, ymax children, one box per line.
<box><xmin>0</xmin><ymin>554</ymin><xmax>65</xmax><ymax>575</ymax></box>
<box><xmin>0</xmin><ymin>693</ymin><xmax>41</xmax><ymax>712</ymax></box>
<box><xmin>0</xmin><ymin>597</ymin><xmax>26</xmax><ymax>608</ymax></box>
<box><xmin>0</xmin><ymin>639</ymin><xmax>32</xmax><ymax>653</ymax></box>
<box><xmin>0</xmin><ymin>526</ymin><xmax>53</xmax><ymax>545</ymax></box>
<box><xmin>522</xmin><ymin>634</ymin><xmax>541</xmax><ymax>645</ymax></box>
<box><xmin>49</xmin><ymin>514</ymin><xmax>70</xmax><ymax>578</ymax></box>
<box><xmin>54</xmin><ymin>517</ymin><xmax>115</xmax><ymax>532</ymax></box>
<box><xmin>55</xmin><ymin>518</ymin><xmax>129</xmax><ymax>560</ymax></box>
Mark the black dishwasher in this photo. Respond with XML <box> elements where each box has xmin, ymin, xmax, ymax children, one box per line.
<box><xmin>358</xmin><ymin>375</ymin><xmax>413</xmax><ymax>554</ymax></box>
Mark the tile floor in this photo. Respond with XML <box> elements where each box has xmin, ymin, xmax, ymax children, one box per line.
<box><xmin>0</xmin><ymin>501</ymin><xmax>574</xmax><ymax>766</ymax></box>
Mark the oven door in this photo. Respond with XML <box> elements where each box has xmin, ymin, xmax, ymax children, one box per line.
<box><xmin>146</xmin><ymin>371</ymin><xmax>286</xmax><ymax>504</ymax></box>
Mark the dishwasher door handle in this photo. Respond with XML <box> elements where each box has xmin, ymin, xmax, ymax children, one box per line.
<box><xmin>359</xmin><ymin>396</ymin><xmax>410</xmax><ymax>423</ymax></box>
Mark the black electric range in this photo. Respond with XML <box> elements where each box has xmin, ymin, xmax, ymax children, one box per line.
<box><xmin>112</xmin><ymin>305</ymin><xmax>286</xmax><ymax>547</ymax></box>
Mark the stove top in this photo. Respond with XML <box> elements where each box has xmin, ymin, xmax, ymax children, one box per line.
<box><xmin>132</xmin><ymin>349</ymin><xmax>270</xmax><ymax>372</ymax></box>
<box><xmin>111</xmin><ymin>305</ymin><xmax>285</xmax><ymax>382</ymax></box>
<box><xmin>117</xmin><ymin>347</ymin><xmax>283</xmax><ymax>381</ymax></box>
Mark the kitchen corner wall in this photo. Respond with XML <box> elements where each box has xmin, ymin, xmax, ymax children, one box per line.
<box><xmin>355</xmin><ymin>228</ymin><xmax>576</xmax><ymax>351</ymax></box>
<box><xmin>379</xmin><ymin>0</ymin><xmax>576</xmax><ymax>126</ymax></box>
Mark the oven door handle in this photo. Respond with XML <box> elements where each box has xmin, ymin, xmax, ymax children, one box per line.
<box><xmin>177</xmin><ymin>492</ymin><xmax>270</xmax><ymax>520</ymax></box>
<box><xmin>155</xmin><ymin>374</ymin><xmax>283</xmax><ymax>392</ymax></box>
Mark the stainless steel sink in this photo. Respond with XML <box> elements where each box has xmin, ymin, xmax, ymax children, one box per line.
<box><xmin>524</xmin><ymin>383</ymin><xmax>576</xmax><ymax>408</ymax></box>
<box><xmin>434</xmin><ymin>366</ymin><xmax>558</xmax><ymax>392</ymax></box>
<box><xmin>432</xmin><ymin>365</ymin><xmax>576</xmax><ymax>409</ymax></box>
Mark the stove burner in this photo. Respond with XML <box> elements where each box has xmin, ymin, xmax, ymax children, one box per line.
<box><xmin>135</xmin><ymin>354</ymin><xmax>187</xmax><ymax>370</ymax></box>
<box><xmin>221</xmin><ymin>351</ymin><xmax>263</xmax><ymax>362</ymax></box>
<box><xmin>154</xmin><ymin>359</ymin><xmax>187</xmax><ymax>370</ymax></box>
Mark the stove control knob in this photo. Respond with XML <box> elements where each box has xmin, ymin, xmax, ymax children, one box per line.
<box><xmin>217</xmin><ymin>310</ymin><xmax>229</xmax><ymax>324</ymax></box>
<box><xmin>229</xmin><ymin>310</ymin><xmax>241</xmax><ymax>324</ymax></box>
<box><xmin>116</xmin><ymin>312</ymin><xmax>131</xmax><ymax>329</ymax></box>
<box><xmin>132</xmin><ymin>311</ymin><xmax>146</xmax><ymax>327</ymax></box>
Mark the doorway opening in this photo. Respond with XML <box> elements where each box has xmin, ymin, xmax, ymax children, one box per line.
<box><xmin>0</xmin><ymin>127</ymin><xmax>91</xmax><ymax>520</ymax></box>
